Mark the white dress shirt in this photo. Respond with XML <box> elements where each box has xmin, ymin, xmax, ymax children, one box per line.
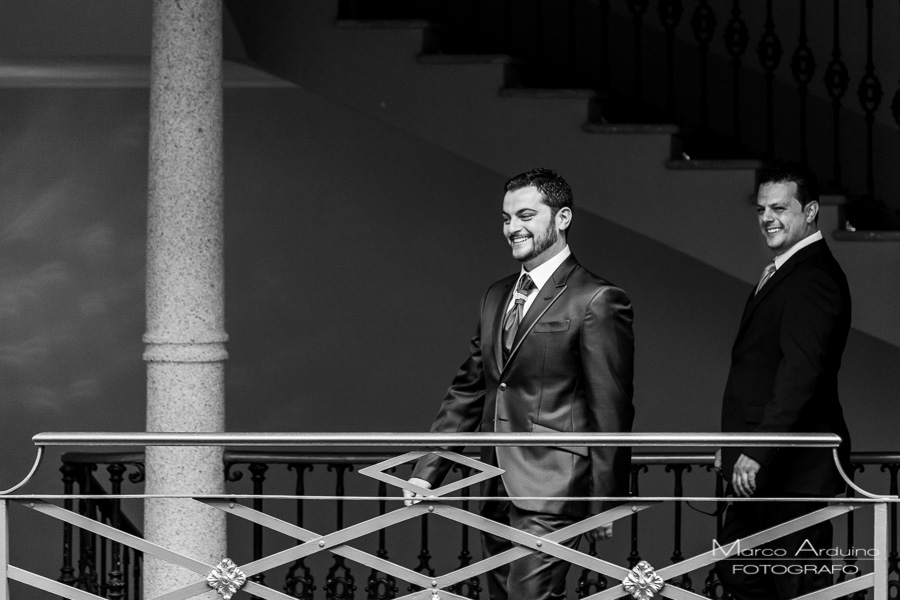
<box><xmin>773</xmin><ymin>230</ymin><xmax>823</xmax><ymax>271</ymax></box>
<box><xmin>506</xmin><ymin>245</ymin><xmax>572</xmax><ymax>316</ymax></box>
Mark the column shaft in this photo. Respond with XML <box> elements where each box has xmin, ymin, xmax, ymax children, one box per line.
<box><xmin>144</xmin><ymin>0</ymin><xmax>226</xmax><ymax>597</ymax></box>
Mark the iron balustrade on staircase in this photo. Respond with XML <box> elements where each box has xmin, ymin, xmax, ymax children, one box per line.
<box><xmin>0</xmin><ymin>432</ymin><xmax>897</xmax><ymax>600</ymax></box>
<box><xmin>332</xmin><ymin>0</ymin><xmax>900</xmax><ymax>228</ymax></box>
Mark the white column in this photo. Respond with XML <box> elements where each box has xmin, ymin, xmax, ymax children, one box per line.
<box><xmin>143</xmin><ymin>0</ymin><xmax>226</xmax><ymax>596</ymax></box>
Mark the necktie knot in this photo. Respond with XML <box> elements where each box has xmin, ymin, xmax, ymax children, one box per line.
<box><xmin>513</xmin><ymin>275</ymin><xmax>536</xmax><ymax>304</ymax></box>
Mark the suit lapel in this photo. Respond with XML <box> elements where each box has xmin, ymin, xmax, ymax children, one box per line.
<box><xmin>492</xmin><ymin>277</ymin><xmax>516</xmax><ymax>371</ymax></box>
<box><xmin>736</xmin><ymin>240</ymin><xmax>826</xmax><ymax>338</ymax></box>
<box><xmin>501</xmin><ymin>256</ymin><xmax>578</xmax><ymax>373</ymax></box>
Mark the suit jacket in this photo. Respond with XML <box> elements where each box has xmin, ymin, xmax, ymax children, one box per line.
<box><xmin>413</xmin><ymin>254</ymin><xmax>635</xmax><ymax>516</ymax></box>
<box><xmin>722</xmin><ymin>240</ymin><xmax>852</xmax><ymax>496</ymax></box>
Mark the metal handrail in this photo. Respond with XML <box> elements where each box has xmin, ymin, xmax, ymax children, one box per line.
<box><xmin>8</xmin><ymin>431</ymin><xmax>874</xmax><ymax>501</ymax></box>
<box><xmin>32</xmin><ymin>431</ymin><xmax>843</xmax><ymax>448</ymax></box>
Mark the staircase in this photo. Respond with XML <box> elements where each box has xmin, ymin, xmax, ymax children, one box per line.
<box><xmin>227</xmin><ymin>0</ymin><xmax>900</xmax><ymax>348</ymax></box>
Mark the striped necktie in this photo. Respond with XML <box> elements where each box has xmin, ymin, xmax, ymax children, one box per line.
<box><xmin>755</xmin><ymin>262</ymin><xmax>776</xmax><ymax>295</ymax></box>
<box><xmin>502</xmin><ymin>274</ymin><xmax>536</xmax><ymax>358</ymax></box>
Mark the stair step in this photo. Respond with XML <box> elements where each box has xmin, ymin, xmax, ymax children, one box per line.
<box><xmin>584</xmin><ymin>123</ymin><xmax>682</xmax><ymax>135</ymax></box>
<box><xmin>666</xmin><ymin>158</ymin><xmax>763</xmax><ymax>170</ymax></box>
<box><xmin>499</xmin><ymin>87</ymin><xmax>601</xmax><ymax>100</ymax></box>
<box><xmin>833</xmin><ymin>230</ymin><xmax>900</xmax><ymax>241</ymax></box>
<box><xmin>417</xmin><ymin>53</ymin><xmax>524</xmax><ymax>66</ymax></box>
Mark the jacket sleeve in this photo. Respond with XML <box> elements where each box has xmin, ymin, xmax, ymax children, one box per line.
<box><xmin>411</xmin><ymin>295</ymin><xmax>488</xmax><ymax>487</ymax></box>
<box><xmin>742</xmin><ymin>265</ymin><xmax>846</xmax><ymax>467</ymax></box>
<box><xmin>580</xmin><ymin>285</ymin><xmax>635</xmax><ymax>513</ymax></box>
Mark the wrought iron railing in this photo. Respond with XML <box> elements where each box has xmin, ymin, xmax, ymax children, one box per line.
<box><xmin>1</xmin><ymin>433</ymin><xmax>897</xmax><ymax>600</ymax></box>
<box><xmin>333</xmin><ymin>0</ymin><xmax>900</xmax><ymax>229</ymax></box>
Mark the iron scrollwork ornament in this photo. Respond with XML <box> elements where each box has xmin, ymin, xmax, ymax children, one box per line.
<box><xmin>622</xmin><ymin>561</ymin><xmax>664</xmax><ymax>600</ymax></box>
<box><xmin>207</xmin><ymin>558</ymin><xmax>247</xmax><ymax>600</ymax></box>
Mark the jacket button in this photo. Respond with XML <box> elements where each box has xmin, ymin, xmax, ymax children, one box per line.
<box><xmin>499</xmin><ymin>383</ymin><xmax>508</xmax><ymax>391</ymax></box>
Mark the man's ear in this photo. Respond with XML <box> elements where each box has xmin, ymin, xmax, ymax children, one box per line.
<box><xmin>805</xmin><ymin>201</ymin><xmax>819</xmax><ymax>223</ymax></box>
<box><xmin>556</xmin><ymin>207</ymin><xmax>572</xmax><ymax>232</ymax></box>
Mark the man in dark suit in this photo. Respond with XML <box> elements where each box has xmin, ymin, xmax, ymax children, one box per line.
<box><xmin>404</xmin><ymin>168</ymin><xmax>635</xmax><ymax>600</ymax></box>
<box><xmin>716</xmin><ymin>162</ymin><xmax>852</xmax><ymax>600</ymax></box>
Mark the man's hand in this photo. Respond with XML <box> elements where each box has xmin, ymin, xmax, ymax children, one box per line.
<box><xmin>403</xmin><ymin>477</ymin><xmax>433</xmax><ymax>506</ymax></box>
<box><xmin>586</xmin><ymin>523</ymin><xmax>613</xmax><ymax>543</ymax></box>
<box><xmin>731</xmin><ymin>453</ymin><xmax>761</xmax><ymax>497</ymax></box>
<box><xmin>714</xmin><ymin>449</ymin><xmax>722</xmax><ymax>472</ymax></box>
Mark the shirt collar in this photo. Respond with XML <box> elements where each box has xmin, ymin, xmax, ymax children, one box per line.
<box><xmin>773</xmin><ymin>230</ymin><xmax>823</xmax><ymax>270</ymax></box>
<box><xmin>521</xmin><ymin>245</ymin><xmax>571</xmax><ymax>290</ymax></box>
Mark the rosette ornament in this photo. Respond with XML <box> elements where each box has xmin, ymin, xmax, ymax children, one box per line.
<box><xmin>207</xmin><ymin>558</ymin><xmax>247</xmax><ymax>600</ymax></box>
<box><xmin>622</xmin><ymin>560</ymin><xmax>664</xmax><ymax>600</ymax></box>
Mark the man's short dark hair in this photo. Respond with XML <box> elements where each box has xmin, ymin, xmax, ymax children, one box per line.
<box><xmin>758</xmin><ymin>161</ymin><xmax>820</xmax><ymax>209</ymax></box>
<box><xmin>505</xmin><ymin>168</ymin><xmax>574</xmax><ymax>214</ymax></box>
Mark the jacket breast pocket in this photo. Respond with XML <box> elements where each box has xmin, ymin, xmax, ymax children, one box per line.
<box><xmin>533</xmin><ymin>319</ymin><xmax>570</xmax><ymax>333</ymax></box>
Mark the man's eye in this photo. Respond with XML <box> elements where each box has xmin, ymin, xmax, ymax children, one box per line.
<box><xmin>521</xmin><ymin>215</ymin><xmax>533</xmax><ymax>221</ymax></box>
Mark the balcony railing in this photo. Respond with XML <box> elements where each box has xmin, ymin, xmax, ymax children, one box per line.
<box><xmin>1</xmin><ymin>432</ymin><xmax>897</xmax><ymax>600</ymax></box>
<box><xmin>335</xmin><ymin>0</ymin><xmax>900</xmax><ymax>229</ymax></box>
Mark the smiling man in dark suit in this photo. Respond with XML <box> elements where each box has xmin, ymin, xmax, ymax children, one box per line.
<box><xmin>404</xmin><ymin>168</ymin><xmax>635</xmax><ymax>600</ymax></box>
<box><xmin>716</xmin><ymin>162</ymin><xmax>852</xmax><ymax>600</ymax></box>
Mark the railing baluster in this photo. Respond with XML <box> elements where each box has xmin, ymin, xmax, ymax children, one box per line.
<box><xmin>658</xmin><ymin>0</ymin><xmax>684</xmax><ymax>116</ymax></box>
<box><xmin>326</xmin><ymin>464</ymin><xmax>356</xmax><ymax>600</ymax></box>
<box><xmin>59</xmin><ymin>463</ymin><xmax>77</xmax><ymax>588</ymax></box>
<box><xmin>99</xmin><ymin>511</ymin><xmax>108</xmax><ymax>596</ymax></box>
<box><xmin>597</xmin><ymin>0</ymin><xmax>610</xmax><ymax>91</ymax></box>
<box><xmin>627</xmin><ymin>0</ymin><xmax>650</xmax><ymax>104</ymax></box>
<box><xmin>77</xmin><ymin>465</ymin><xmax>99</xmax><ymax>593</ymax></box>
<box><xmin>628</xmin><ymin>464</ymin><xmax>648</xmax><ymax>568</ymax></box>
<box><xmin>824</xmin><ymin>0</ymin><xmax>849</xmax><ymax>191</ymax></box>
<box><xmin>691</xmin><ymin>0</ymin><xmax>716</xmax><ymax>131</ymax></box>
<box><xmin>249</xmin><ymin>462</ymin><xmax>269</xmax><ymax>597</ymax></box>
<box><xmin>449</xmin><ymin>465</ymin><xmax>480</xmax><ymax>599</ymax></box>
<box><xmin>702</xmin><ymin>465</ymin><xmax>727</xmax><ymax>600</ymax></box>
<box><xmin>881</xmin><ymin>462</ymin><xmax>900</xmax><ymax>600</ymax></box>
<box><xmin>724</xmin><ymin>0</ymin><xmax>749</xmax><ymax>141</ymax></box>
<box><xmin>576</xmin><ymin>535</ymin><xmax>608</xmax><ymax>597</ymax></box>
<box><xmin>838</xmin><ymin>464</ymin><xmax>862</xmax><ymax>596</ymax></box>
<box><xmin>107</xmin><ymin>463</ymin><xmax>126</xmax><ymax>600</ymax></box>
<box><xmin>366</xmin><ymin>476</ymin><xmax>398</xmax><ymax>600</ymax></box>
<box><xmin>409</xmin><ymin>467</ymin><xmax>435</xmax><ymax>595</ymax></box>
<box><xmin>534</xmin><ymin>0</ymin><xmax>545</xmax><ymax>68</ymax></box>
<box><xmin>757</xmin><ymin>0</ymin><xmax>783</xmax><ymax>158</ymax></box>
<box><xmin>285</xmin><ymin>463</ymin><xmax>315</xmax><ymax>600</ymax></box>
<box><xmin>665</xmin><ymin>464</ymin><xmax>692</xmax><ymax>591</ymax></box>
<box><xmin>857</xmin><ymin>0</ymin><xmax>883</xmax><ymax>201</ymax></box>
<box><xmin>122</xmin><ymin>546</ymin><xmax>131</xmax><ymax>600</ymax></box>
<box><xmin>790</xmin><ymin>0</ymin><xmax>816</xmax><ymax>165</ymax></box>
<box><xmin>134</xmin><ymin>552</ymin><xmax>142</xmax><ymax>600</ymax></box>
<box><xmin>567</xmin><ymin>0</ymin><xmax>578</xmax><ymax>82</ymax></box>
<box><xmin>503</xmin><ymin>0</ymin><xmax>513</xmax><ymax>49</ymax></box>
